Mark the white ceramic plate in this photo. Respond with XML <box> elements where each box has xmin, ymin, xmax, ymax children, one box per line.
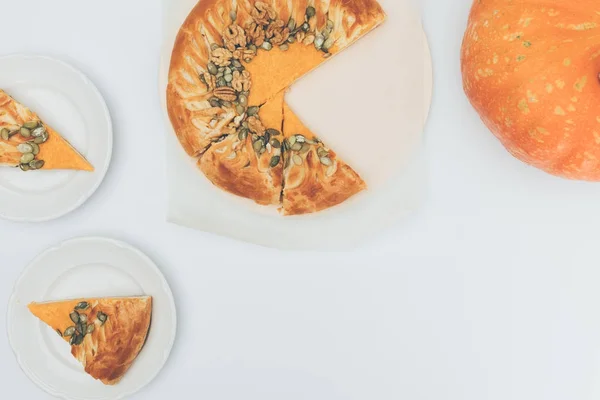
<box><xmin>0</xmin><ymin>55</ymin><xmax>112</xmax><ymax>222</ymax></box>
<box><xmin>7</xmin><ymin>237</ymin><xmax>177</xmax><ymax>400</ymax></box>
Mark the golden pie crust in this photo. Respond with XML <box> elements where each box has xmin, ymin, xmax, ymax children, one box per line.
<box><xmin>28</xmin><ymin>296</ymin><xmax>152</xmax><ymax>385</ymax></box>
<box><xmin>0</xmin><ymin>90</ymin><xmax>93</xmax><ymax>171</ymax></box>
<box><xmin>168</xmin><ymin>0</ymin><xmax>385</xmax><ymax>215</ymax></box>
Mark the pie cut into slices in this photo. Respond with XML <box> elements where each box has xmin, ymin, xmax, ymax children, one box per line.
<box><xmin>281</xmin><ymin>102</ymin><xmax>366</xmax><ymax>215</ymax></box>
<box><xmin>28</xmin><ymin>296</ymin><xmax>152</xmax><ymax>385</ymax></box>
<box><xmin>168</xmin><ymin>0</ymin><xmax>385</xmax><ymax>214</ymax></box>
<box><xmin>0</xmin><ymin>90</ymin><xmax>93</xmax><ymax>172</ymax></box>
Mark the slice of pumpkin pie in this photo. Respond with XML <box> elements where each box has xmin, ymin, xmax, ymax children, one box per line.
<box><xmin>0</xmin><ymin>90</ymin><xmax>93</xmax><ymax>172</ymax></box>
<box><xmin>281</xmin><ymin>102</ymin><xmax>366</xmax><ymax>215</ymax></box>
<box><xmin>28</xmin><ymin>296</ymin><xmax>152</xmax><ymax>385</ymax></box>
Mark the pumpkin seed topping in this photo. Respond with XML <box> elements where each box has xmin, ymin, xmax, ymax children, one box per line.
<box><xmin>320</xmin><ymin>156</ymin><xmax>333</xmax><ymax>166</ymax></box>
<box><xmin>64</xmin><ymin>326</ymin><xmax>76</xmax><ymax>337</ymax></box>
<box><xmin>270</xmin><ymin>155</ymin><xmax>281</xmax><ymax>167</ymax></box>
<box><xmin>300</xmin><ymin>143</ymin><xmax>311</xmax><ymax>154</ymax></box>
<box><xmin>17</xmin><ymin>143</ymin><xmax>33</xmax><ymax>154</ymax></box>
<box><xmin>1</xmin><ymin>128</ymin><xmax>9</xmax><ymax>141</ymax></box>
<box><xmin>31</xmin><ymin>126</ymin><xmax>46</xmax><ymax>138</ymax></box>
<box><xmin>20</xmin><ymin>127</ymin><xmax>31</xmax><ymax>138</ymax></box>
<box><xmin>29</xmin><ymin>160</ymin><xmax>44</xmax><ymax>170</ymax></box>
<box><xmin>20</xmin><ymin>153</ymin><xmax>34</xmax><ymax>164</ymax></box>
<box><xmin>30</xmin><ymin>142</ymin><xmax>40</xmax><ymax>155</ymax></box>
<box><xmin>19</xmin><ymin>164</ymin><xmax>30</xmax><ymax>171</ymax></box>
<box><xmin>79</xmin><ymin>314</ymin><xmax>88</xmax><ymax>323</ymax></box>
<box><xmin>247</xmin><ymin>106</ymin><xmax>260</xmax><ymax>116</ymax></box>
<box><xmin>262</xmin><ymin>41</ymin><xmax>273</xmax><ymax>51</ymax></box>
<box><xmin>317</xmin><ymin>147</ymin><xmax>329</xmax><ymax>158</ymax></box>
<box><xmin>97</xmin><ymin>311</ymin><xmax>108</xmax><ymax>325</ymax></box>
<box><xmin>306</xmin><ymin>6</ymin><xmax>316</xmax><ymax>19</ymax></box>
<box><xmin>70</xmin><ymin>311</ymin><xmax>80</xmax><ymax>324</ymax></box>
<box><xmin>23</xmin><ymin>121</ymin><xmax>39</xmax><ymax>129</ymax></box>
<box><xmin>270</xmin><ymin>138</ymin><xmax>281</xmax><ymax>148</ymax></box>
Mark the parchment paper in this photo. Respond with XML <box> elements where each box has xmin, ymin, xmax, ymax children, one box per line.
<box><xmin>160</xmin><ymin>0</ymin><xmax>433</xmax><ymax>251</ymax></box>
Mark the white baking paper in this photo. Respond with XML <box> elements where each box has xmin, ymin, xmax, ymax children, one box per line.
<box><xmin>160</xmin><ymin>0</ymin><xmax>432</xmax><ymax>251</ymax></box>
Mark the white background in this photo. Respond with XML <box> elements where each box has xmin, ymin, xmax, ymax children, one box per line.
<box><xmin>2</xmin><ymin>1</ymin><xmax>600</xmax><ymax>399</ymax></box>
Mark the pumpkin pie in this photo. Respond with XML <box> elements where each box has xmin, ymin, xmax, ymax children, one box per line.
<box><xmin>281</xmin><ymin>102</ymin><xmax>366</xmax><ymax>215</ymax></box>
<box><xmin>168</xmin><ymin>0</ymin><xmax>385</xmax><ymax>214</ymax></box>
<box><xmin>28</xmin><ymin>296</ymin><xmax>152</xmax><ymax>385</ymax></box>
<box><xmin>0</xmin><ymin>90</ymin><xmax>93</xmax><ymax>172</ymax></box>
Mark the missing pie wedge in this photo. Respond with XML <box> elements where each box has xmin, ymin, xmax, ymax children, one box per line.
<box><xmin>168</xmin><ymin>0</ymin><xmax>385</xmax><ymax>215</ymax></box>
<box><xmin>0</xmin><ymin>90</ymin><xmax>93</xmax><ymax>172</ymax></box>
<box><xmin>28</xmin><ymin>296</ymin><xmax>152</xmax><ymax>385</ymax></box>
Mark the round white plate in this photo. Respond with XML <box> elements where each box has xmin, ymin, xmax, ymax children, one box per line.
<box><xmin>7</xmin><ymin>237</ymin><xmax>177</xmax><ymax>400</ymax></box>
<box><xmin>0</xmin><ymin>54</ymin><xmax>112</xmax><ymax>222</ymax></box>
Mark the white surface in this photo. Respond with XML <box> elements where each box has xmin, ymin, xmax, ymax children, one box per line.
<box><xmin>162</xmin><ymin>0</ymin><xmax>432</xmax><ymax>250</ymax></box>
<box><xmin>0</xmin><ymin>55</ymin><xmax>112</xmax><ymax>222</ymax></box>
<box><xmin>3</xmin><ymin>1</ymin><xmax>600</xmax><ymax>400</ymax></box>
<box><xmin>7</xmin><ymin>237</ymin><xmax>177</xmax><ymax>400</ymax></box>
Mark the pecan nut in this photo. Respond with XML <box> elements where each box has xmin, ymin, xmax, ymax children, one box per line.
<box><xmin>213</xmin><ymin>87</ymin><xmax>238</xmax><ymax>102</ymax></box>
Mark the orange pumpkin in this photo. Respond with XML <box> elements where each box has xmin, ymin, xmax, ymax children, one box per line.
<box><xmin>461</xmin><ymin>0</ymin><xmax>600</xmax><ymax>180</ymax></box>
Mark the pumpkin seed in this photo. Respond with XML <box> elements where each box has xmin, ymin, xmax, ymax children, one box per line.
<box><xmin>247</xmin><ymin>106</ymin><xmax>260</xmax><ymax>116</ymax></box>
<box><xmin>211</xmin><ymin>43</ymin><xmax>220</xmax><ymax>51</ymax></box>
<box><xmin>238</xmin><ymin>94</ymin><xmax>248</xmax><ymax>106</ymax></box>
<box><xmin>56</xmin><ymin>329</ymin><xmax>63</xmax><ymax>337</ymax></box>
<box><xmin>306</xmin><ymin>6</ymin><xmax>316</xmax><ymax>18</ymax></box>
<box><xmin>77</xmin><ymin>322</ymin><xmax>86</xmax><ymax>335</ymax></box>
<box><xmin>320</xmin><ymin>156</ymin><xmax>333</xmax><ymax>166</ymax></box>
<box><xmin>249</xmin><ymin>44</ymin><xmax>258</xmax><ymax>52</ymax></box>
<box><xmin>74</xmin><ymin>301</ymin><xmax>89</xmax><ymax>310</ymax></box>
<box><xmin>253</xmin><ymin>139</ymin><xmax>264</xmax><ymax>153</ymax></box>
<box><xmin>302</xmin><ymin>22</ymin><xmax>310</xmax><ymax>32</ymax></box>
<box><xmin>238</xmin><ymin>128</ymin><xmax>248</xmax><ymax>141</ymax></box>
<box><xmin>20</xmin><ymin>153</ymin><xmax>34</xmax><ymax>164</ymax></box>
<box><xmin>317</xmin><ymin>147</ymin><xmax>329</xmax><ymax>158</ymax></box>
<box><xmin>262</xmin><ymin>41</ymin><xmax>273</xmax><ymax>51</ymax></box>
<box><xmin>209</xmin><ymin>97</ymin><xmax>221</xmax><ymax>107</ymax></box>
<box><xmin>263</xmin><ymin>131</ymin><xmax>271</xmax><ymax>145</ymax></box>
<box><xmin>291</xmin><ymin>142</ymin><xmax>303</xmax><ymax>151</ymax></box>
<box><xmin>288</xmin><ymin>18</ymin><xmax>296</xmax><ymax>31</ymax></box>
<box><xmin>323</xmin><ymin>36</ymin><xmax>335</xmax><ymax>51</ymax></box>
<box><xmin>17</xmin><ymin>143</ymin><xmax>33</xmax><ymax>153</ymax></box>
<box><xmin>19</xmin><ymin>164</ymin><xmax>30</xmax><ymax>171</ymax></box>
<box><xmin>323</xmin><ymin>29</ymin><xmax>330</xmax><ymax>40</ymax></box>
<box><xmin>20</xmin><ymin>127</ymin><xmax>31</xmax><ymax>138</ymax></box>
<box><xmin>295</xmin><ymin>135</ymin><xmax>306</xmax><ymax>143</ymax></box>
<box><xmin>288</xmin><ymin>135</ymin><xmax>297</xmax><ymax>146</ymax></box>
<box><xmin>293</xmin><ymin>154</ymin><xmax>303</xmax><ymax>165</ymax></box>
<box><xmin>70</xmin><ymin>311</ymin><xmax>80</xmax><ymax>324</ymax></box>
<box><xmin>314</xmin><ymin>35</ymin><xmax>325</xmax><ymax>50</ymax></box>
<box><xmin>64</xmin><ymin>326</ymin><xmax>76</xmax><ymax>337</ymax></box>
<box><xmin>282</xmin><ymin>139</ymin><xmax>289</xmax><ymax>151</ymax></box>
<box><xmin>207</xmin><ymin>62</ymin><xmax>218</xmax><ymax>75</ymax></box>
<box><xmin>270</xmin><ymin>155</ymin><xmax>281</xmax><ymax>167</ymax></box>
<box><xmin>224</xmin><ymin>73</ymin><xmax>233</xmax><ymax>83</ymax></box>
<box><xmin>87</xmin><ymin>324</ymin><xmax>95</xmax><ymax>334</ymax></box>
<box><xmin>217</xmin><ymin>77</ymin><xmax>227</xmax><ymax>87</ymax></box>
<box><xmin>23</xmin><ymin>121</ymin><xmax>39</xmax><ymax>129</ymax></box>
<box><xmin>236</xmin><ymin>104</ymin><xmax>246</xmax><ymax>115</ymax></box>
<box><xmin>221</xmin><ymin>101</ymin><xmax>232</xmax><ymax>108</ymax></box>
<box><xmin>279</xmin><ymin>44</ymin><xmax>289</xmax><ymax>51</ymax></box>
<box><xmin>30</xmin><ymin>159</ymin><xmax>44</xmax><ymax>170</ymax></box>
<box><xmin>31</xmin><ymin>126</ymin><xmax>46</xmax><ymax>137</ymax></box>
<box><xmin>79</xmin><ymin>314</ymin><xmax>88</xmax><ymax>323</ymax></box>
<box><xmin>265</xmin><ymin>129</ymin><xmax>280</xmax><ymax>138</ymax></box>
<box><xmin>270</xmin><ymin>138</ymin><xmax>281</xmax><ymax>148</ymax></box>
<box><xmin>29</xmin><ymin>142</ymin><xmax>39</xmax><ymax>155</ymax></box>
<box><xmin>300</xmin><ymin>143</ymin><xmax>311</xmax><ymax>154</ymax></box>
<box><xmin>1</xmin><ymin>128</ymin><xmax>10</xmax><ymax>141</ymax></box>
<box><xmin>33</xmin><ymin>134</ymin><xmax>47</xmax><ymax>144</ymax></box>
<box><xmin>287</xmin><ymin>36</ymin><xmax>296</xmax><ymax>44</ymax></box>
<box><xmin>70</xmin><ymin>333</ymin><xmax>84</xmax><ymax>346</ymax></box>
<box><xmin>230</xmin><ymin>10</ymin><xmax>237</xmax><ymax>21</ymax></box>
<box><xmin>232</xmin><ymin>59</ymin><xmax>242</xmax><ymax>69</ymax></box>
<box><xmin>97</xmin><ymin>311</ymin><xmax>108</xmax><ymax>325</ymax></box>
